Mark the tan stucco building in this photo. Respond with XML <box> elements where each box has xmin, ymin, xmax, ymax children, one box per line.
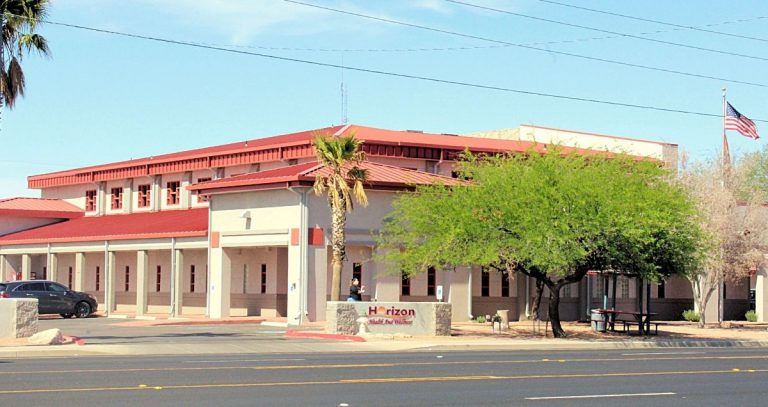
<box><xmin>0</xmin><ymin>124</ymin><xmax>762</xmax><ymax>324</ymax></box>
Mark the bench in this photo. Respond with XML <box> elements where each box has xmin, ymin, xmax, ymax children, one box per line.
<box><xmin>621</xmin><ymin>320</ymin><xmax>661</xmax><ymax>335</ymax></box>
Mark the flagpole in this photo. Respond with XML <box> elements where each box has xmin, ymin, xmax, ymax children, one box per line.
<box><xmin>722</xmin><ymin>87</ymin><xmax>729</xmax><ymax>171</ymax></box>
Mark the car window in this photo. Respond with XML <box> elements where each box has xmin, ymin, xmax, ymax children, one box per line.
<box><xmin>14</xmin><ymin>284</ymin><xmax>30</xmax><ymax>292</ymax></box>
<box><xmin>0</xmin><ymin>284</ymin><xmax>6</xmax><ymax>291</ymax></box>
<box><xmin>46</xmin><ymin>282</ymin><xmax>68</xmax><ymax>293</ymax></box>
<box><xmin>27</xmin><ymin>282</ymin><xmax>46</xmax><ymax>291</ymax></box>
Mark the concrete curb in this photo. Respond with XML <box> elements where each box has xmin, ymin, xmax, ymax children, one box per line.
<box><xmin>285</xmin><ymin>330</ymin><xmax>366</xmax><ymax>342</ymax></box>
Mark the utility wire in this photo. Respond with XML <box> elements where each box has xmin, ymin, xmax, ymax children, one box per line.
<box><xmin>188</xmin><ymin>13</ymin><xmax>767</xmax><ymax>53</ymax></box>
<box><xmin>538</xmin><ymin>0</ymin><xmax>768</xmax><ymax>43</ymax></box>
<box><xmin>283</xmin><ymin>0</ymin><xmax>768</xmax><ymax>88</ymax></box>
<box><xmin>446</xmin><ymin>0</ymin><xmax>768</xmax><ymax>61</ymax></box>
<box><xmin>28</xmin><ymin>16</ymin><xmax>768</xmax><ymax>123</ymax></box>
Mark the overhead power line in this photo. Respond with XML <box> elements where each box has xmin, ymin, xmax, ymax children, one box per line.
<box><xmin>538</xmin><ymin>0</ymin><xmax>768</xmax><ymax>43</ymax></box>
<box><xmin>192</xmin><ymin>13</ymin><xmax>768</xmax><ymax>54</ymax></box>
<box><xmin>446</xmin><ymin>0</ymin><xmax>768</xmax><ymax>62</ymax></box>
<box><xmin>283</xmin><ymin>0</ymin><xmax>768</xmax><ymax>88</ymax></box>
<box><xmin>25</xmin><ymin>15</ymin><xmax>768</xmax><ymax>123</ymax></box>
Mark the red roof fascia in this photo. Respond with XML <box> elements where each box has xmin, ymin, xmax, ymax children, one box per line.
<box><xmin>0</xmin><ymin>208</ymin><xmax>207</xmax><ymax>245</ymax></box>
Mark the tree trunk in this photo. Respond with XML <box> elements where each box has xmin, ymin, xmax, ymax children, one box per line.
<box><xmin>329</xmin><ymin>200</ymin><xmax>347</xmax><ymax>301</ymax></box>
<box><xmin>330</xmin><ymin>255</ymin><xmax>343</xmax><ymax>302</ymax></box>
<box><xmin>548</xmin><ymin>284</ymin><xmax>566</xmax><ymax>338</ymax></box>
<box><xmin>530</xmin><ymin>279</ymin><xmax>545</xmax><ymax>320</ymax></box>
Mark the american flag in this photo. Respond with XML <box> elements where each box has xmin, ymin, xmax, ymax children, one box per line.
<box><xmin>725</xmin><ymin>102</ymin><xmax>759</xmax><ymax>140</ymax></box>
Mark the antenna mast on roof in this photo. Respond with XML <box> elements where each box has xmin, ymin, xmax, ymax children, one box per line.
<box><xmin>340</xmin><ymin>55</ymin><xmax>348</xmax><ymax>124</ymax></box>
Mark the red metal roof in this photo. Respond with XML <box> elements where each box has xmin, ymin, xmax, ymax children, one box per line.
<box><xmin>189</xmin><ymin>161</ymin><xmax>466</xmax><ymax>194</ymax></box>
<box><xmin>0</xmin><ymin>208</ymin><xmax>207</xmax><ymax>245</ymax></box>
<box><xmin>28</xmin><ymin>124</ymin><xmax>646</xmax><ymax>189</ymax></box>
<box><xmin>0</xmin><ymin>198</ymin><xmax>83</xmax><ymax>219</ymax></box>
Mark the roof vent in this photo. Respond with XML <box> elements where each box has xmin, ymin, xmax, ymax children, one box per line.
<box><xmin>441</xmin><ymin>133</ymin><xmax>459</xmax><ymax>137</ymax></box>
<box><xmin>406</xmin><ymin>129</ymin><xmax>423</xmax><ymax>133</ymax></box>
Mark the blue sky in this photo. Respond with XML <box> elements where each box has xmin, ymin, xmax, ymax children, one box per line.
<box><xmin>4</xmin><ymin>0</ymin><xmax>767</xmax><ymax>196</ymax></box>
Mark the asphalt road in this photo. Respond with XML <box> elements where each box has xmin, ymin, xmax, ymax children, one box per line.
<box><xmin>1</xmin><ymin>347</ymin><xmax>766</xmax><ymax>406</ymax></box>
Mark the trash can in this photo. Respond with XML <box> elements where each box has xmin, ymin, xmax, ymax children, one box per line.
<box><xmin>496</xmin><ymin>310</ymin><xmax>509</xmax><ymax>331</ymax></box>
<box><xmin>591</xmin><ymin>310</ymin><xmax>606</xmax><ymax>332</ymax></box>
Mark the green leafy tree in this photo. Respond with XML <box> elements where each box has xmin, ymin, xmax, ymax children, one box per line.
<box><xmin>1</xmin><ymin>0</ymin><xmax>51</xmax><ymax>109</ymax></box>
<box><xmin>378</xmin><ymin>150</ymin><xmax>701</xmax><ymax>337</ymax></box>
<box><xmin>313</xmin><ymin>133</ymin><xmax>368</xmax><ymax>301</ymax></box>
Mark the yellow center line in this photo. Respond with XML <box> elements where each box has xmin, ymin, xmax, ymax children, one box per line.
<box><xmin>0</xmin><ymin>369</ymin><xmax>766</xmax><ymax>395</ymax></box>
<box><xmin>2</xmin><ymin>354</ymin><xmax>767</xmax><ymax>376</ymax></box>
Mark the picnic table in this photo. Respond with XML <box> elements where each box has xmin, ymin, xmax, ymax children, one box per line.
<box><xmin>592</xmin><ymin>308</ymin><xmax>659</xmax><ymax>336</ymax></box>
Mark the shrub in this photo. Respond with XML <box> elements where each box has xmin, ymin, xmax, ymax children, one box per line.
<box><xmin>682</xmin><ymin>309</ymin><xmax>700</xmax><ymax>322</ymax></box>
<box><xmin>745</xmin><ymin>310</ymin><xmax>758</xmax><ymax>322</ymax></box>
<box><xmin>476</xmin><ymin>315</ymin><xmax>486</xmax><ymax>323</ymax></box>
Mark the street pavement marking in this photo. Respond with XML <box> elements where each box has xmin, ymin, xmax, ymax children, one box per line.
<box><xmin>2</xmin><ymin>355</ymin><xmax>767</xmax><ymax>376</ymax></box>
<box><xmin>526</xmin><ymin>392</ymin><xmax>676</xmax><ymax>400</ymax></box>
<box><xmin>0</xmin><ymin>368</ymin><xmax>765</xmax><ymax>395</ymax></box>
<box><xmin>183</xmin><ymin>358</ymin><xmax>306</xmax><ymax>363</ymax></box>
<box><xmin>621</xmin><ymin>352</ymin><xmax>705</xmax><ymax>356</ymax></box>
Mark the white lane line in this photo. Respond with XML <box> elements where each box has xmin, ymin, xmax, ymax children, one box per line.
<box><xmin>621</xmin><ymin>352</ymin><xmax>705</xmax><ymax>356</ymax></box>
<box><xmin>184</xmin><ymin>358</ymin><xmax>306</xmax><ymax>364</ymax></box>
<box><xmin>526</xmin><ymin>392</ymin><xmax>676</xmax><ymax>400</ymax></box>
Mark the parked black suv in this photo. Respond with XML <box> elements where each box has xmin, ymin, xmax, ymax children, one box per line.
<box><xmin>0</xmin><ymin>280</ymin><xmax>98</xmax><ymax>318</ymax></box>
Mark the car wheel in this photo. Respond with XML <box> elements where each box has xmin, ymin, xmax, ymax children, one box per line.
<box><xmin>74</xmin><ymin>302</ymin><xmax>92</xmax><ymax>318</ymax></box>
<box><xmin>60</xmin><ymin>313</ymin><xmax>74</xmax><ymax>319</ymax></box>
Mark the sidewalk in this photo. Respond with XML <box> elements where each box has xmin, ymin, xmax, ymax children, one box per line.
<box><xmin>1</xmin><ymin>319</ymin><xmax>766</xmax><ymax>358</ymax></box>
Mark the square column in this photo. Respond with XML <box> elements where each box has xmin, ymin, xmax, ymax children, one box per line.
<box><xmin>106</xmin><ymin>251</ymin><xmax>116</xmax><ymax>312</ymax></box>
<box><xmin>448</xmin><ymin>266</ymin><xmax>471</xmax><ymax>322</ymax></box>
<box><xmin>136</xmin><ymin>250</ymin><xmax>149</xmax><ymax>316</ymax></box>
<box><xmin>21</xmin><ymin>254</ymin><xmax>31</xmax><ymax>280</ymax></box>
<box><xmin>48</xmin><ymin>253</ymin><xmax>58</xmax><ymax>283</ymax></box>
<box><xmin>209</xmin><ymin>247</ymin><xmax>231</xmax><ymax>319</ymax></box>
<box><xmin>286</xmin><ymin>242</ymin><xmax>302</xmax><ymax>326</ymax></box>
<box><xmin>757</xmin><ymin>258</ymin><xmax>768</xmax><ymax>323</ymax></box>
<box><xmin>172</xmin><ymin>249</ymin><xmax>184</xmax><ymax>316</ymax></box>
<box><xmin>307</xmin><ymin>245</ymin><xmax>328</xmax><ymax>322</ymax></box>
<box><xmin>74</xmin><ymin>253</ymin><xmax>85</xmax><ymax>291</ymax></box>
<box><xmin>0</xmin><ymin>254</ymin><xmax>6</xmax><ymax>281</ymax></box>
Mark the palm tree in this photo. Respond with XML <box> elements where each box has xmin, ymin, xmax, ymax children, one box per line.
<box><xmin>1</xmin><ymin>0</ymin><xmax>50</xmax><ymax>110</ymax></box>
<box><xmin>313</xmin><ymin>133</ymin><xmax>368</xmax><ymax>301</ymax></box>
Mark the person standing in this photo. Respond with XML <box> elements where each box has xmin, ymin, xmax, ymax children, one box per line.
<box><xmin>348</xmin><ymin>278</ymin><xmax>364</xmax><ymax>302</ymax></box>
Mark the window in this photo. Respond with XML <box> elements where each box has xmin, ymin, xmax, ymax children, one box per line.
<box><xmin>196</xmin><ymin>178</ymin><xmax>211</xmax><ymax>202</ymax></box>
<box><xmin>260</xmin><ymin>264</ymin><xmax>267</xmax><ymax>294</ymax></box>
<box><xmin>166</xmin><ymin>181</ymin><xmax>180</xmax><ymax>205</ymax></box>
<box><xmin>595</xmin><ymin>278</ymin><xmax>604</xmax><ymax>298</ymax></box>
<box><xmin>31</xmin><ymin>271</ymin><xmax>37</xmax><ymax>280</ymax></box>
<box><xmin>110</xmin><ymin>187</ymin><xmax>123</xmax><ymax>209</ymax></box>
<box><xmin>156</xmin><ymin>266</ymin><xmax>162</xmax><ymax>292</ymax></box>
<box><xmin>425</xmin><ymin>160</ymin><xmax>438</xmax><ymax>174</ymax></box>
<box><xmin>190</xmin><ymin>265</ymin><xmax>196</xmax><ymax>293</ymax></box>
<box><xmin>563</xmin><ymin>283</ymin><xmax>571</xmax><ymax>298</ymax></box>
<box><xmin>481</xmin><ymin>269</ymin><xmax>490</xmax><ymax>297</ymax></box>
<box><xmin>501</xmin><ymin>272</ymin><xmax>510</xmax><ymax>297</ymax></box>
<box><xmin>125</xmin><ymin>266</ymin><xmax>130</xmax><ymax>292</ymax></box>
<box><xmin>137</xmin><ymin>184</ymin><xmax>151</xmax><ymax>208</ymax></box>
<box><xmin>96</xmin><ymin>266</ymin><xmax>100</xmax><ymax>291</ymax></box>
<box><xmin>243</xmin><ymin>264</ymin><xmax>248</xmax><ymax>294</ymax></box>
<box><xmin>401</xmin><ymin>273</ymin><xmax>411</xmax><ymax>296</ymax></box>
<box><xmin>620</xmin><ymin>277</ymin><xmax>629</xmax><ymax>299</ymax></box>
<box><xmin>46</xmin><ymin>282</ymin><xmax>67</xmax><ymax>293</ymax></box>
<box><xmin>353</xmin><ymin>263</ymin><xmax>362</xmax><ymax>284</ymax></box>
<box><xmin>85</xmin><ymin>190</ymin><xmax>97</xmax><ymax>211</ymax></box>
<box><xmin>427</xmin><ymin>267</ymin><xmax>436</xmax><ymax>296</ymax></box>
<box><xmin>68</xmin><ymin>267</ymin><xmax>73</xmax><ymax>289</ymax></box>
<box><xmin>658</xmin><ymin>281</ymin><xmax>665</xmax><ymax>299</ymax></box>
